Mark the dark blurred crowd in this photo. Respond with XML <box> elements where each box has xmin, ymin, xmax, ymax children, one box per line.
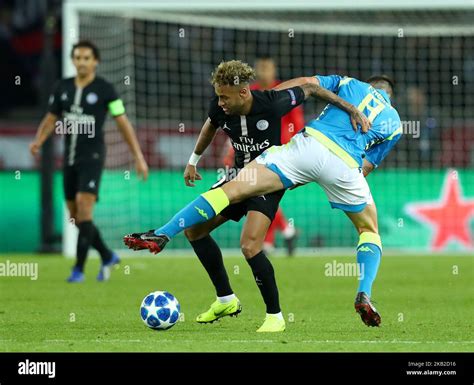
<box><xmin>0</xmin><ymin>5</ymin><xmax>472</xmax><ymax>168</ymax></box>
<box><xmin>0</xmin><ymin>0</ymin><xmax>62</xmax><ymax>115</ymax></box>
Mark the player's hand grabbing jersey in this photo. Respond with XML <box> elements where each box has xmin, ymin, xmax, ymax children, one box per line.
<box><xmin>208</xmin><ymin>87</ymin><xmax>305</xmax><ymax>169</ymax></box>
<box><xmin>48</xmin><ymin>76</ymin><xmax>125</xmax><ymax>166</ymax></box>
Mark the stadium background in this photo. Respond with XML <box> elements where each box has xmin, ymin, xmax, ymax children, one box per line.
<box><xmin>0</xmin><ymin>0</ymin><xmax>473</xmax><ymax>255</ymax></box>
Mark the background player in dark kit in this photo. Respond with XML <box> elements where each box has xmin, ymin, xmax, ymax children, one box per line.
<box><xmin>30</xmin><ymin>40</ymin><xmax>148</xmax><ymax>282</ymax></box>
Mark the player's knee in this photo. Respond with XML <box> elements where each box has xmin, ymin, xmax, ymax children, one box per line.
<box><xmin>240</xmin><ymin>237</ymin><xmax>262</xmax><ymax>259</ymax></box>
<box><xmin>222</xmin><ymin>181</ymin><xmax>258</xmax><ymax>204</ymax></box>
<box><xmin>221</xmin><ymin>183</ymin><xmax>244</xmax><ymax>204</ymax></box>
<box><xmin>355</xmin><ymin>224</ymin><xmax>378</xmax><ymax>235</ymax></box>
<box><xmin>76</xmin><ymin>212</ymin><xmax>92</xmax><ymax>223</ymax></box>
<box><xmin>75</xmin><ymin>199</ymin><xmax>94</xmax><ymax>222</ymax></box>
<box><xmin>184</xmin><ymin>226</ymin><xmax>209</xmax><ymax>242</ymax></box>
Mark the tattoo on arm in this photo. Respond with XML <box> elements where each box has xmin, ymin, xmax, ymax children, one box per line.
<box><xmin>300</xmin><ymin>83</ymin><xmax>357</xmax><ymax>116</ymax></box>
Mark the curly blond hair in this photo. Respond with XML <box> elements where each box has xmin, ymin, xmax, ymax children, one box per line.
<box><xmin>210</xmin><ymin>60</ymin><xmax>256</xmax><ymax>87</ymax></box>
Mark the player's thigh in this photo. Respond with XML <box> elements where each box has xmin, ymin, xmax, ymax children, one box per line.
<box><xmin>77</xmin><ymin>161</ymin><xmax>104</xmax><ymax>201</ymax></box>
<box><xmin>221</xmin><ymin>161</ymin><xmax>284</xmax><ymax>204</ymax></box>
<box><xmin>318</xmin><ymin>152</ymin><xmax>372</xmax><ymax>213</ymax></box>
<box><xmin>255</xmin><ymin>133</ymin><xmax>329</xmax><ymax>188</ymax></box>
<box><xmin>345</xmin><ymin>202</ymin><xmax>379</xmax><ymax>235</ymax></box>
<box><xmin>184</xmin><ymin>214</ymin><xmax>229</xmax><ymax>242</ymax></box>
<box><xmin>75</xmin><ymin>192</ymin><xmax>97</xmax><ymax>221</ymax></box>
<box><xmin>240</xmin><ymin>210</ymin><xmax>272</xmax><ymax>258</ymax></box>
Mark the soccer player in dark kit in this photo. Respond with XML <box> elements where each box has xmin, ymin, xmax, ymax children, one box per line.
<box><xmin>126</xmin><ymin>60</ymin><xmax>368</xmax><ymax>332</ymax></box>
<box><xmin>30</xmin><ymin>40</ymin><xmax>148</xmax><ymax>283</ymax></box>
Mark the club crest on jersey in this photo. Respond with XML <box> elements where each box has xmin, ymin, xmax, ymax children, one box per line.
<box><xmin>86</xmin><ymin>92</ymin><xmax>98</xmax><ymax>104</ymax></box>
<box><xmin>256</xmin><ymin>120</ymin><xmax>269</xmax><ymax>131</ymax></box>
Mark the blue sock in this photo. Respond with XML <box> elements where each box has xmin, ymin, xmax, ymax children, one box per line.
<box><xmin>356</xmin><ymin>232</ymin><xmax>382</xmax><ymax>297</ymax></box>
<box><xmin>154</xmin><ymin>189</ymin><xmax>229</xmax><ymax>239</ymax></box>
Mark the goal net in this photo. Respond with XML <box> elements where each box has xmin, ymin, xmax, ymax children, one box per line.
<box><xmin>62</xmin><ymin>1</ymin><xmax>474</xmax><ymax>255</ymax></box>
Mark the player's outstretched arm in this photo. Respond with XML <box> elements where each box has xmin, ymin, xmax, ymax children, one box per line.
<box><xmin>299</xmin><ymin>82</ymin><xmax>371</xmax><ymax>133</ymax></box>
<box><xmin>273</xmin><ymin>76</ymin><xmax>319</xmax><ymax>91</ymax></box>
<box><xmin>184</xmin><ymin>118</ymin><xmax>218</xmax><ymax>187</ymax></box>
<box><xmin>29</xmin><ymin>112</ymin><xmax>58</xmax><ymax>156</ymax></box>
<box><xmin>115</xmin><ymin>114</ymin><xmax>149</xmax><ymax>181</ymax></box>
<box><xmin>275</xmin><ymin>77</ymin><xmax>371</xmax><ymax>133</ymax></box>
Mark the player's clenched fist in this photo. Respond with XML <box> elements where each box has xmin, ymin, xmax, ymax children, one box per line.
<box><xmin>184</xmin><ymin>164</ymin><xmax>202</xmax><ymax>187</ymax></box>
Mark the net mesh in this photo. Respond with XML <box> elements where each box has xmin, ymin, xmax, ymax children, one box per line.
<box><xmin>73</xmin><ymin>9</ymin><xmax>474</xmax><ymax>251</ymax></box>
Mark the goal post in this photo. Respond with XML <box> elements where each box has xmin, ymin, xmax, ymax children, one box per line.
<box><xmin>62</xmin><ymin>0</ymin><xmax>474</xmax><ymax>256</ymax></box>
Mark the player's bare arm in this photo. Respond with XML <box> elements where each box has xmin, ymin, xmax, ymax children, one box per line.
<box><xmin>29</xmin><ymin>112</ymin><xmax>58</xmax><ymax>156</ymax></box>
<box><xmin>115</xmin><ymin>114</ymin><xmax>149</xmax><ymax>181</ymax></box>
<box><xmin>273</xmin><ymin>76</ymin><xmax>317</xmax><ymax>91</ymax></box>
<box><xmin>275</xmin><ymin>77</ymin><xmax>371</xmax><ymax>133</ymax></box>
<box><xmin>184</xmin><ymin>118</ymin><xmax>218</xmax><ymax>187</ymax></box>
<box><xmin>362</xmin><ymin>159</ymin><xmax>375</xmax><ymax>177</ymax></box>
<box><xmin>300</xmin><ymin>83</ymin><xmax>371</xmax><ymax>133</ymax></box>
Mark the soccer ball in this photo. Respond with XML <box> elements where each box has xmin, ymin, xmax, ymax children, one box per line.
<box><xmin>140</xmin><ymin>291</ymin><xmax>180</xmax><ymax>330</ymax></box>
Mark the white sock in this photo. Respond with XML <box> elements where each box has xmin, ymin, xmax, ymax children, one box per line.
<box><xmin>282</xmin><ymin>226</ymin><xmax>296</xmax><ymax>239</ymax></box>
<box><xmin>267</xmin><ymin>312</ymin><xmax>284</xmax><ymax>321</ymax></box>
<box><xmin>217</xmin><ymin>294</ymin><xmax>236</xmax><ymax>304</ymax></box>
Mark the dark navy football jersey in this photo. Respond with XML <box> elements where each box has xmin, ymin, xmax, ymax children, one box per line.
<box><xmin>208</xmin><ymin>86</ymin><xmax>305</xmax><ymax>168</ymax></box>
<box><xmin>48</xmin><ymin>76</ymin><xmax>125</xmax><ymax>165</ymax></box>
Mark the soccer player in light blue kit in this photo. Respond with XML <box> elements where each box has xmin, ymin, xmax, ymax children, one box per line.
<box><xmin>125</xmin><ymin>74</ymin><xmax>401</xmax><ymax>328</ymax></box>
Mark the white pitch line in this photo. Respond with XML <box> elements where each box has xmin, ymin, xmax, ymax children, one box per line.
<box><xmin>25</xmin><ymin>339</ymin><xmax>474</xmax><ymax>345</ymax></box>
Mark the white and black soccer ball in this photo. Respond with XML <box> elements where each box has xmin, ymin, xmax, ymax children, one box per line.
<box><xmin>140</xmin><ymin>291</ymin><xmax>180</xmax><ymax>330</ymax></box>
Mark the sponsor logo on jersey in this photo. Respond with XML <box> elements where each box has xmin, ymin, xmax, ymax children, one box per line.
<box><xmin>86</xmin><ymin>92</ymin><xmax>98</xmax><ymax>104</ymax></box>
<box><xmin>256</xmin><ymin>120</ymin><xmax>269</xmax><ymax>131</ymax></box>
<box><xmin>232</xmin><ymin>138</ymin><xmax>270</xmax><ymax>153</ymax></box>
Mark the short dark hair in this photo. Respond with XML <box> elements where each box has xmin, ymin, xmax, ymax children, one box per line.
<box><xmin>366</xmin><ymin>74</ymin><xmax>395</xmax><ymax>95</ymax></box>
<box><xmin>71</xmin><ymin>40</ymin><xmax>100</xmax><ymax>60</ymax></box>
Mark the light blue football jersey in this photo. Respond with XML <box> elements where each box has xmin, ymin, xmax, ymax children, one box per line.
<box><xmin>305</xmin><ymin>75</ymin><xmax>402</xmax><ymax>168</ymax></box>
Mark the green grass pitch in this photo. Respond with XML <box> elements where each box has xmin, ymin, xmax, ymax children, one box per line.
<box><xmin>0</xmin><ymin>253</ymin><xmax>472</xmax><ymax>352</ymax></box>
